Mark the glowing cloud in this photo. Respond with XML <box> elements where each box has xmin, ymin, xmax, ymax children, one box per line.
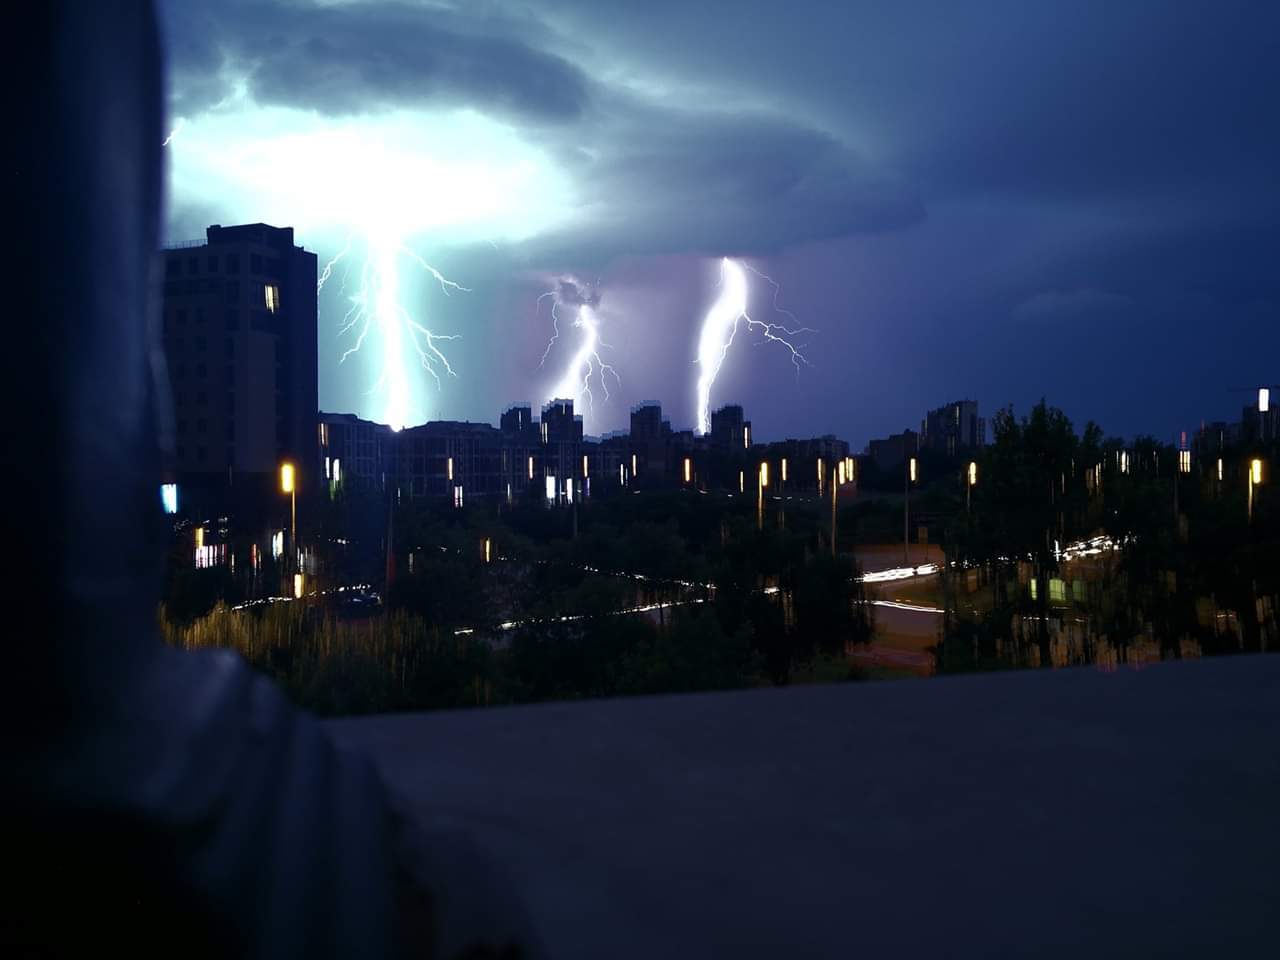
<box><xmin>167</xmin><ymin>102</ymin><xmax>575</xmax><ymax>429</ymax></box>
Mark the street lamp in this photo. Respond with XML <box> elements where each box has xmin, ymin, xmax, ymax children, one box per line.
<box><xmin>967</xmin><ymin>460</ymin><xmax>977</xmax><ymax>513</ymax></box>
<box><xmin>904</xmin><ymin>456</ymin><xmax>917</xmax><ymax>563</ymax></box>
<box><xmin>830</xmin><ymin>460</ymin><xmax>841</xmax><ymax>556</ymax></box>
<box><xmin>757</xmin><ymin>461</ymin><xmax>768</xmax><ymax>530</ymax></box>
<box><xmin>279</xmin><ymin>462</ymin><xmax>296</xmax><ymax>574</ymax></box>
<box><xmin>1249</xmin><ymin>458</ymin><xmax>1264</xmax><ymax>522</ymax></box>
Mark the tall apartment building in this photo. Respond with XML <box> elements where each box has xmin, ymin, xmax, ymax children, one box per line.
<box><xmin>921</xmin><ymin>400</ymin><xmax>984</xmax><ymax>457</ymax></box>
<box><xmin>710</xmin><ymin>404</ymin><xmax>752</xmax><ymax>451</ymax></box>
<box><xmin>160</xmin><ymin>223</ymin><xmax>317</xmax><ymax>487</ymax></box>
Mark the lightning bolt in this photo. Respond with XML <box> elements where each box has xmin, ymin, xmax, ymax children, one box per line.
<box><xmin>539</xmin><ymin>280</ymin><xmax>621</xmax><ymax>414</ymax></box>
<box><xmin>162</xmin><ymin>117</ymin><xmax>185</xmax><ymax>147</ymax></box>
<box><xmin>320</xmin><ymin>232</ymin><xmax>469</xmax><ymax>431</ymax></box>
<box><xmin>694</xmin><ymin>257</ymin><xmax>812</xmax><ymax>435</ymax></box>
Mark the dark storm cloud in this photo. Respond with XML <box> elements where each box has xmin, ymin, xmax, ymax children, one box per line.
<box><xmin>523</xmin><ymin>95</ymin><xmax>923</xmax><ymax>263</ymax></box>
<box><xmin>554</xmin><ymin>276</ymin><xmax>599</xmax><ymax>308</ymax></box>
<box><xmin>162</xmin><ymin>0</ymin><xmax>589</xmax><ymax>122</ymax></box>
<box><xmin>160</xmin><ymin>0</ymin><xmax>920</xmax><ymax>259</ymax></box>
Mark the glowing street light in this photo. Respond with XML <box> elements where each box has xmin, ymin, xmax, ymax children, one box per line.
<box><xmin>447</xmin><ymin>456</ymin><xmax>454</xmax><ymax>482</ymax></box>
<box><xmin>967</xmin><ymin>460</ymin><xmax>977</xmax><ymax>513</ymax></box>
<box><xmin>781</xmin><ymin>458</ymin><xmax>788</xmax><ymax>484</ymax></box>
<box><xmin>757</xmin><ymin>461</ymin><xmax>768</xmax><ymax>530</ymax></box>
<box><xmin>1260</xmin><ymin>388</ymin><xmax>1271</xmax><ymax>414</ymax></box>
<box><xmin>280</xmin><ymin>461</ymin><xmax>296</xmax><ymax>574</ymax></box>
<box><xmin>684</xmin><ymin>457</ymin><xmax>692</xmax><ymax>485</ymax></box>
<box><xmin>1249</xmin><ymin>457</ymin><xmax>1264</xmax><ymax>522</ymax></box>
<box><xmin>582</xmin><ymin>454</ymin><xmax>589</xmax><ymax>478</ymax></box>
<box><xmin>904</xmin><ymin>455</ymin><xmax>918</xmax><ymax>563</ymax></box>
<box><xmin>293</xmin><ymin>572</ymin><xmax>304</xmax><ymax>599</ymax></box>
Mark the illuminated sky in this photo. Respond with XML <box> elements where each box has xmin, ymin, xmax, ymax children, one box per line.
<box><xmin>161</xmin><ymin>0</ymin><xmax>1280</xmax><ymax>445</ymax></box>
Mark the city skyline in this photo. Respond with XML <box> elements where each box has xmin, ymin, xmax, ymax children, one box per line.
<box><xmin>160</xmin><ymin>1</ymin><xmax>1280</xmax><ymax>447</ymax></box>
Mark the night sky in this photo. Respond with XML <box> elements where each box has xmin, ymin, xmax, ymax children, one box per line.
<box><xmin>160</xmin><ymin>0</ymin><xmax>1279</xmax><ymax>447</ymax></box>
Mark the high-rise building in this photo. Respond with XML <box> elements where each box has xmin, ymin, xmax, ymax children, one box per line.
<box><xmin>710</xmin><ymin>404</ymin><xmax>751</xmax><ymax>451</ymax></box>
<box><xmin>540</xmin><ymin>399</ymin><xmax>584</xmax><ymax>501</ymax></box>
<box><xmin>160</xmin><ymin>223</ymin><xmax>317</xmax><ymax>485</ymax></box>
<box><xmin>630</xmin><ymin>403</ymin><xmax>665</xmax><ymax>442</ymax></box>
<box><xmin>629</xmin><ymin>403</ymin><xmax>672</xmax><ymax>485</ymax></box>
<box><xmin>1241</xmin><ymin>390</ymin><xmax>1276</xmax><ymax>445</ymax></box>
<box><xmin>921</xmin><ymin>400</ymin><xmax>983</xmax><ymax>457</ymax></box>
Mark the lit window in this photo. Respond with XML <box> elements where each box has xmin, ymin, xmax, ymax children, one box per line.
<box><xmin>264</xmin><ymin>284</ymin><xmax>281</xmax><ymax>313</ymax></box>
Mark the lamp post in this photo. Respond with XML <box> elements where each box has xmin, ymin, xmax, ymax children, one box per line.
<box><xmin>830</xmin><ymin>461</ymin><xmax>839</xmax><ymax>557</ymax></box>
<box><xmin>752</xmin><ymin>463</ymin><xmax>762</xmax><ymax>529</ymax></box>
<box><xmin>904</xmin><ymin>455</ymin><xmax>917</xmax><ymax>563</ymax></box>
<box><xmin>280</xmin><ymin>462</ymin><xmax>296</xmax><ymax>575</ymax></box>
<box><xmin>1249</xmin><ymin>458</ymin><xmax>1263</xmax><ymax>522</ymax></box>
<box><xmin>967</xmin><ymin>460</ymin><xmax>977</xmax><ymax>514</ymax></box>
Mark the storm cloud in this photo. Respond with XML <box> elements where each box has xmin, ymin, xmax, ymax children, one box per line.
<box><xmin>160</xmin><ymin>0</ymin><xmax>1280</xmax><ymax>444</ymax></box>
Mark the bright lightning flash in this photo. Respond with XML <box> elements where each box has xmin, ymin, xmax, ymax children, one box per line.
<box><xmin>162</xmin><ymin>117</ymin><xmax>185</xmax><ymax>147</ymax></box>
<box><xmin>694</xmin><ymin>257</ymin><xmax>812</xmax><ymax>435</ymax></box>
<box><xmin>320</xmin><ymin>232</ymin><xmax>469</xmax><ymax>431</ymax></box>
<box><xmin>539</xmin><ymin>279</ymin><xmax>620</xmax><ymax>414</ymax></box>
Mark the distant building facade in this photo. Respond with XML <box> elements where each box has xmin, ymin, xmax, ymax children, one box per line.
<box><xmin>867</xmin><ymin>429</ymin><xmax>919</xmax><ymax>473</ymax></box>
<box><xmin>318</xmin><ymin>412</ymin><xmax>396</xmax><ymax>493</ymax></box>
<box><xmin>920</xmin><ymin>400</ymin><xmax>984</xmax><ymax>457</ymax></box>
<box><xmin>1241</xmin><ymin>394</ymin><xmax>1276</xmax><ymax>445</ymax></box>
<box><xmin>315</xmin><ymin>399</ymin><xmax>847</xmax><ymax>502</ymax></box>
<box><xmin>709</xmin><ymin>404</ymin><xmax>752</xmax><ymax>451</ymax></box>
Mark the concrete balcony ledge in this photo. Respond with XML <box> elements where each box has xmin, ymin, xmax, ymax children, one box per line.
<box><xmin>329</xmin><ymin>656</ymin><xmax>1280</xmax><ymax>958</ymax></box>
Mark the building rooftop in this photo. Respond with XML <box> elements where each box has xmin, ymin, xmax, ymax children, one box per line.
<box><xmin>331</xmin><ymin>655</ymin><xmax>1280</xmax><ymax>957</ymax></box>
